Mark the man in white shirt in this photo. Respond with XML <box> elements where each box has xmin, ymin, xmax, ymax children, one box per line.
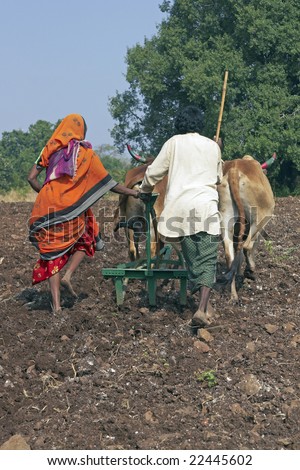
<box><xmin>139</xmin><ymin>105</ymin><xmax>222</xmax><ymax>327</ymax></box>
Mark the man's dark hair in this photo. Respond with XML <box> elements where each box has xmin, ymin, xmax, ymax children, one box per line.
<box><xmin>174</xmin><ymin>105</ymin><xmax>204</xmax><ymax>134</ymax></box>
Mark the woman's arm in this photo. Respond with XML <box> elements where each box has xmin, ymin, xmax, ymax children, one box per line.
<box><xmin>110</xmin><ymin>183</ymin><xmax>139</xmax><ymax>198</ymax></box>
<box><xmin>27</xmin><ymin>164</ymin><xmax>44</xmax><ymax>193</ymax></box>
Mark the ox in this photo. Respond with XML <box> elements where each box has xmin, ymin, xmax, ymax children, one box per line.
<box><xmin>114</xmin><ymin>145</ymin><xmax>276</xmax><ymax>301</ymax></box>
<box><xmin>113</xmin><ymin>158</ymin><xmax>167</xmax><ymax>261</ymax></box>
<box><xmin>217</xmin><ymin>155</ymin><xmax>275</xmax><ymax>300</ymax></box>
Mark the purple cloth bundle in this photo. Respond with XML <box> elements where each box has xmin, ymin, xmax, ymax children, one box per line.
<box><xmin>44</xmin><ymin>139</ymin><xmax>92</xmax><ymax>185</ymax></box>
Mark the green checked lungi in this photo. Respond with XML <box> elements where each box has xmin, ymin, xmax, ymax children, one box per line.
<box><xmin>180</xmin><ymin>232</ymin><xmax>219</xmax><ymax>293</ymax></box>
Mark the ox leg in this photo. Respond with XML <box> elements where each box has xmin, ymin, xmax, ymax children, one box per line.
<box><xmin>133</xmin><ymin>230</ymin><xmax>141</xmax><ymax>261</ymax></box>
<box><xmin>150</xmin><ymin>220</ymin><xmax>156</xmax><ymax>260</ymax></box>
<box><xmin>242</xmin><ymin>217</ymin><xmax>260</xmax><ymax>280</ymax></box>
<box><xmin>128</xmin><ymin>229</ymin><xmax>137</xmax><ymax>261</ymax></box>
<box><xmin>150</xmin><ymin>240</ymin><xmax>158</xmax><ymax>260</ymax></box>
<box><xmin>150</xmin><ymin>237</ymin><xmax>164</xmax><ymax>266</ymax></box>
<box><xmin>219</xmin><ymin>184</ymin><xmax>239</xmax><ymax>301</ymax></box>
<box><xmin>222</xmin><ymin>229</ymin><xmax>239</xmax><ymax>302</ymax></box>
<box><xmin>230</xmin><ymin>273</ymin><xmax>238</xmax><ymax>301</ymax></box>
<box><xmin>150</xmin><ymin>214</ymin><xmax>163</xmax><ymax>262</ymax></box>
<box><xmin>149</xmin><ymin>223</ymin><xmax>166</xmax><ymax>297</ymax></box>
<box><xmin>125</xmin><ymin>190</ymin><xmax>145</xmax><ymax>261</ymax></box>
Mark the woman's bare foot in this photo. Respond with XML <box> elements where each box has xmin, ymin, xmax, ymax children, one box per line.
<box><xmin>50</xmin><ymin>302</ymin><xmax>62</xmax><ymax>315</ymax></box>
<box><xmin>61</xmin><ymin>277</ymin><xmax>77</xmax><ymax>297</ymax></box>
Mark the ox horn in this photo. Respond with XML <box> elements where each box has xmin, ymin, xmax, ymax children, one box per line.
<box><xmin>261</xmin><ymin>152</ymin><xmax>277</xmax><ymax>170</ymax></box>
<box><xmin>126</xmin><ymin>143</ymin><xmax>148</xmax><ymax>164</ymax></box>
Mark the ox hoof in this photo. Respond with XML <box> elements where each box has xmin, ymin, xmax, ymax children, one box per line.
<box><xmin>191</xmin><ymin>310</ymin><xmax>213</xmax><ymax>328</ymax></box>
<box><xmin>244</xmin><ymin>269</ymin><xmax>256</xmax><ymax>281</ymax></box>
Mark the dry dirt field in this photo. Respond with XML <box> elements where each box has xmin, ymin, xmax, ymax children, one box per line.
<box><xmin>0</xmin><ymin>196</ymin><xmax>299</xmax><ymax>450</ymax></box>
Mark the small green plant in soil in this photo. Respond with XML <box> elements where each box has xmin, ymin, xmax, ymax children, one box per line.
<box><xmin>195</xmin><ymin>369</ymin><xmax>218</xmax><ymax>388</ymax></box>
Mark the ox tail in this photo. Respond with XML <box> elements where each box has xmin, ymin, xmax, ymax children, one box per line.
<box><xmin>213</xmin><ymin>250</ymin><xmax>243</xmax><ymax>290</ymax></box>
<box><xmin>224</xmin><ymin>250</ymin><xmax>243</xmax><ymax>283</ymax></box>
<box><xmin>223</xmin><ymin>215</ymin><xmax>270</xmax><ymax>284</ymax></box>
<box><xmin>227</xmin><ymin>167</ymin><xmax>246</xmax><ymax>253</ymax></box>
<box><xmin>112</xmin><ymin>206</ymin><xmax>121</xmax><ymax>232</ymax></box>
<box><xmin>218</xmin><ymin>168</ymin><xmax>246</xmax><ymax>286</ymax></box>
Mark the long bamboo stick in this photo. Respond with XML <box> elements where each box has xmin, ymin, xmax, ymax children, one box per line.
<box><xmin>215</xmin><ymin>70</ymin><xmax>229</xmax><ymax>142</ymax></box>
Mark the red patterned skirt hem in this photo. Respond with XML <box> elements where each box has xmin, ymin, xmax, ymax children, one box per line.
<box><xmin>32</xmin><ymin>225</ymin><xmax>96</xmax><ymax>285</ymax></box>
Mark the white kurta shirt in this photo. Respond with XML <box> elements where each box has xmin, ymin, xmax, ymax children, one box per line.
<box><xmin>140</xmin><ymin>133</ymin><xmax>223</xmax><ymax>238</ymax></box>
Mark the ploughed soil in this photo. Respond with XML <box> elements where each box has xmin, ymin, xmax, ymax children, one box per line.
<box><xmin>0</xmin><ymin>196</ymin><xmax>299</xmax><ymax>451</ymax></box>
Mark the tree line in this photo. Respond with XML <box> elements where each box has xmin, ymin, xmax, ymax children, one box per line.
<box><xmin>109</xmin><ymin>0</ymin><xmax>300</xmax><ymax>195</ymax></box>
<box><xmin>0</xmin><ymin>120</ymin><xmax>130</xmax><ymax>194</ymax></box>
<box><xmin>1</xmin><ymin>0</ymin><xmax>299</xmax><ymax>196</ymax></box>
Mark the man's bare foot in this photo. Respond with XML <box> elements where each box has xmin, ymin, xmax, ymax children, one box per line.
<box><xmin>191</xmin><ymin>309</ymin><xmax>213</xmax><ymax>328</ymax></box>
<box><xmin>61</xmin><ymin>277</ymin><xmax>78</xmax><ymax>297</ymax></box>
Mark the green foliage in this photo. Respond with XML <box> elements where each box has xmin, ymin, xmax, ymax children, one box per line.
<box><xmin>264</xmin><ymin>239</ymin><xmax>274</xmax><ymax>257</ymax></box>
<box><xmin>264</xmin><ymin>239</ymin><xmax>300</xmax><ymax>264</ymax></box>
<box><xmin>109</xmin><ymin>0</ymin><xmax>300</xmax><ymax>192</ymax></box>
<box><xmin>0</xmin><ymin>121</ymin><xmax>56</xmax><ymax>193</ymax></box>
<box><xmin>0</xmin><ymin>125</ymin><xmax>130</xmax><ymax>193</ymax></box>
<box><xmin>94</xmin><ymin>144</ymin><xmax>131</xmax><ymax>184</ymax></box>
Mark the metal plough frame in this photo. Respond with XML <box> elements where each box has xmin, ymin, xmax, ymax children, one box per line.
<box><xmin>102</xmin><ymin>194</ymin><xmax>188</xmax><ymax>306</ymax></box>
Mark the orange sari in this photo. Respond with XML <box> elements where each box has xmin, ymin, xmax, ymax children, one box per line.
<box><xmin>29</xmin><ymin>114</ymin><xmax>117</xmax><ymax>283</ymax></box>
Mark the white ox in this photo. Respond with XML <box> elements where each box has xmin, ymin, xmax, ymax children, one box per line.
<box><xmin>217</xmin><ymin>155</ymin><xmax>275</xmax><ymax>300</ymax></box>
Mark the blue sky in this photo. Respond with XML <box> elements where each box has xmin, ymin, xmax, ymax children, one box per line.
<box><xmin>0</xmin><ymin>1</ymin><xmax>166</xmax><ymax>149</ymax></box>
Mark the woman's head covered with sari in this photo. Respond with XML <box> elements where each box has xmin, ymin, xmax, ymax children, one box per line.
<box><xmin>39</xmin><ymin>114</ymin><xmax>87</xmax><ymax>168</ymax></box>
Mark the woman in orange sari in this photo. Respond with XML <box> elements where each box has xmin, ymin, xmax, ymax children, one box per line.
<box><xmin>28</xmin><ymin>114</ymin><xmax>139</xmax><ymax>313</ymax></box>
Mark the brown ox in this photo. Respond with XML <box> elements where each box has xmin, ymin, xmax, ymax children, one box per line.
<box><xmin>217</xmin><ymin>155</ymin><xmax>275</xmax><ymax>300</ymax></box>
<box><xmin>114</xmin><ymin>149</ymin><xmax>275</xmax><ymax>301</ymax></box>
<box><xmin>113</xmin><ymin>163</ymin><xmax>167</xmax><ymax>261</ymax></box>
